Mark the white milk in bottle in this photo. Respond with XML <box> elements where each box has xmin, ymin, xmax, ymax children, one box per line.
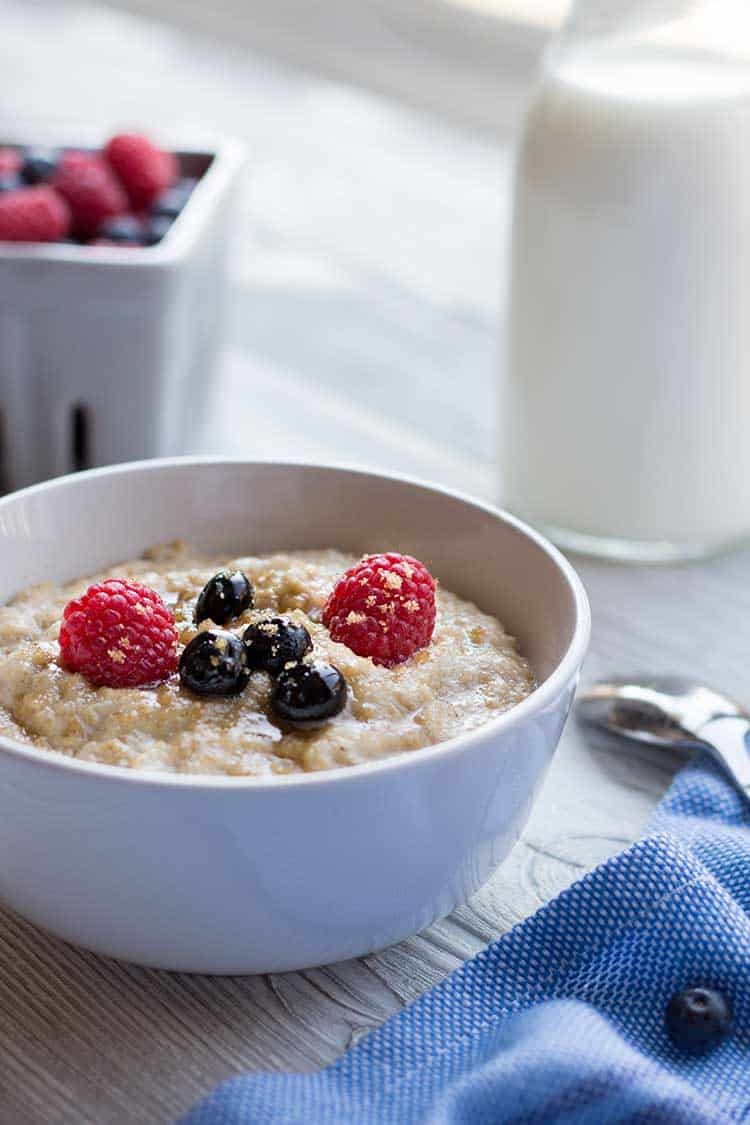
<box><xmin>503</xmin><ymin>36</ymin><xmax>750</xmax><ymax>559</ymax></box>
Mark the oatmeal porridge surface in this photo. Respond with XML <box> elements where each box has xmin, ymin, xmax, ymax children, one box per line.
<box><xmin>0</xmin><ymin>543</ymin><xmax>535</xmax><ymax>775</ymax></box>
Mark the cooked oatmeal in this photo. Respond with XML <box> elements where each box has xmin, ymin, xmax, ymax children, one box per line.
<box><xmin>0</xmin><ymin>543</ymin><xmax>535</xmax><ymax>775</ymax></box>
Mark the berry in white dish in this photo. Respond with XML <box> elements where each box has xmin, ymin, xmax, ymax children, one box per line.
<box><xmin>0</xmin><ymin>132</ymin><xmax>199</xmax><ymax>247</ymax></box>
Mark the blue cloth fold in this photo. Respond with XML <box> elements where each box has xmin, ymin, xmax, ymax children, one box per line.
<box><xmin>182</xmin><ymin>756</ymin><xmax>750</xmax><ymax>1124</ymax></box>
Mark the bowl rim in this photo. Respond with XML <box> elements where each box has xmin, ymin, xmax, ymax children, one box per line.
<box><xmin>0</xmin><ymin>457</ymin><xmax>591</xmax><ymax>791</ymax></box>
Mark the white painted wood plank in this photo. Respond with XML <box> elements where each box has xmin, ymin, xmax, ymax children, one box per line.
<box><xmin>99</xmin><ymin>0</ymin><xmax>542</xmax><ymax>136</ymax></box>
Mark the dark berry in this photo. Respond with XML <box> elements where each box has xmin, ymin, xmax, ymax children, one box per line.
<box><xmin>195</xmin><ymin>570</ymin><xmax>254</xmax><ymax>625</ymax></box>
<box><xmin>177</xmin><ymin>176</ymin><xmax>199</xmax><ymax>195</ymax></box>
<box><xmin>243</xmin><ymin>618</ymin><xmax>312</xmax><ymax>675</ymax></box>
<box><xmin>145</xmin><ymin>215</ymin><xmax>173</xmax><ymax>245</ymax></box>
<box><xmin>150</xmin><ymin>179</ymin><xmax>195</xmax><ymax>219</ymax></box>
<box><xmin>20</xmin><ymin>147</ymin><xmax>58</xmax><ymax>185</ymax></box>
<box><xmin>271</xmin><ymin>660</ymin><xmax>347</xmax><ymax>727</ymax></box>
<box><xmin>179</xmin><ymin>630</ymin><xmax>249</xmax><ymax>696</ymax></box>
<box><xmin>0</xmin><ymin>174</ymin><xmax>23</xmax><ymax>194</ymax></box>
<box><xmin>665</xmin><ymin>987</ymin><xmax>732</xmax><ymax>1052</ymax></box>
<box><xmin>98</xmin><ymin>214</ymin><xmax>144</xmax><ymax>245</ymax></box>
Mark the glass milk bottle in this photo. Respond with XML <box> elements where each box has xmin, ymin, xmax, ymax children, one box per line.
<box><xmin>503</xmin><ymin>0</ymin><xmax>750</xmax><ymax>560</ymax></box>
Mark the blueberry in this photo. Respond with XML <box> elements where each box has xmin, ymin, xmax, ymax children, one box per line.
<box><xmin>0</xmin><ymin>174</ymin><xmax>23</xmax><ymax>193</ymax></box>
<box><xmin>145</xmin><ymin>215</ymin><xmax>173</xmax><ymax>245</ymax></box>
<box><xmin>271</xmin><ymin>660</ymin><xmax>347</xmax><ymax>727</ymax></box>
<box><xmin>20</xmin><ymin>147</ymin><xmax>58</xmax><ymax>185</ymax></box>
<box><xmin>151</xmin><ymin>179</ymin><xmax>196</xmax><ymax>219</ymax></box>
<box><xmin>179</xmin><ymin>630</ymin><xmax>249</xmax><ymax>696</ymax></box>
<box><xmin>243</xmin><ymin>618</ymin><xmax>312</xmax><ymax>676</ymax></box>
<box><xmin>98</xmin><ymin>215</ymin><xmax>144</xmax><ymax>245</ymax></box>
<box><xmin>665</xmin><ymin>987</ymin><xmax>732</xmax><ymax>1052</ymax></box>
<box><xmin>196</xmin><ymin>570</ymin><xmax>254</xmax><ymax>625</ymax></box>
<box><xmin>150</xmin><ymin>190</ymin><xmax>183</xmax><ymax>220</ymax></box>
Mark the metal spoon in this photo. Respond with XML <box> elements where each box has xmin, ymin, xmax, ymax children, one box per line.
<box><xmin>576</xmin><ymin>675</ymin><xmax>750</xmax><ymax>796</ymax></box>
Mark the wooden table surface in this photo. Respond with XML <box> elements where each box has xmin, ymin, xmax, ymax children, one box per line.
<box><xmin>2</xmin><ymin>3</ymin><xmax>748</xmax><ymax>1122</ymax></box>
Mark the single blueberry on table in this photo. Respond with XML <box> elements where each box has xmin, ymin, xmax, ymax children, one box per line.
<box><xmin>271</xmin><ymin>660</ymin><xmax>347</xmax><ymax>727</ymax></box>
<box><xmin>665</xmin><ymin>987</ymin><xmax>732</xmax><ymax>1052</ymax></box>
<box><xmin>20</xmin><ymin>147</ymin><xmax>58</xmax><ymax>185</ymax></box>
<box><xmin>179</xmin><ymin>630</ymin><xmax>250</xmax><ymax>696</ymax></box>
<box><xmin>195</xmin><ymin>570</ymin><xmax>254</xmax><ymax>625</ymax></box>
<box><xmin>243</xmin><ymin>618</ymin><xmax>312</xmax><ymax>676</ymax></box>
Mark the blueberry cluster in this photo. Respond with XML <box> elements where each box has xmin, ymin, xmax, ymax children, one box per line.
<box><xmin>99</xmin><ymin>178</ymin><xmax>197</xmax><ymax>247</ymax></box>
<box><xmin>179</xmin><ymin>570</ymin><xmax>347</xmax><ymax>727</ymax></box>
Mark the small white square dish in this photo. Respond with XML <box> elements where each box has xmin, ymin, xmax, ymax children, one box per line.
<box><xmin>0</xmin><ymin>136</ymin><xmax>244</xmax><ymax>492</ymax></box>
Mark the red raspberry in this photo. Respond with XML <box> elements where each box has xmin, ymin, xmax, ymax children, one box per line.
<box><xmin>53</xmin><ymin>152</ymin><xmax>127</xmax><ymax>238</ymax></box>
<box><xmin>104</xmin><ymin>133</ymin><xmax>177</xmax><ymax>210</ymax></box>
<box><xmin>59</xmin><ymin>579</ymin><xmax>179</xmax><ymax>688</ymax></box>
<box><xmin>323</xmin><ymin>553</ymin><xmax>437</xmax><ymax>667</ymax></box>
<box><xmin>0</xmin><ymin>186</ymin><xmax>70</xmax><ymax>242</ymax></box>
<box><xmin>0</xmin><ymin>148</ymin><xmax>20</xmax><ymax>176</ymax></box>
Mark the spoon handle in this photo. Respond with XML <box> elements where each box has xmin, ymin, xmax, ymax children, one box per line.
<box><xmin>695</xmin><ymin>715</ymin><xmax>750</xmax><ymax>794</ymax></box>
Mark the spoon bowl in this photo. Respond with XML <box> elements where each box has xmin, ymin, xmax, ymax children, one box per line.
<box><xmin>577</xmin><ymin>675</ymin><xmax>750</xmax><ymax>795</ymax></box>
<box><xmin>578</xmin><ymin>675</ymin><xmax>744</xmax><ymax>749</ymax></box>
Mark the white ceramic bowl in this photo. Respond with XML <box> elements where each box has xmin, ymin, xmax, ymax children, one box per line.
<box><xmin>0</xmin><ymin>459</ymin><xmax>589</xmax><ymax>973</ymax></box>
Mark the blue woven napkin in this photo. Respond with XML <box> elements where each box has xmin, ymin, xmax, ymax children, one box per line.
<box><xmin>182</xmin><ymin>754</ymin><xmax>750</xmax><ymax>1124</ymax></box>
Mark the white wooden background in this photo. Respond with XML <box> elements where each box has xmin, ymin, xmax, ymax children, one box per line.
<box><xmin>2</xmin><ymin>2</ymin><xmax>748</xmax><ymax>1122</ymax></box>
